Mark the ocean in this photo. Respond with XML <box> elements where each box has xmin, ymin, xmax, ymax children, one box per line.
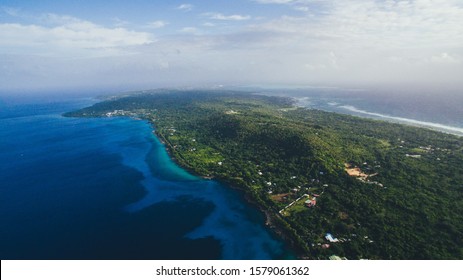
<box><xmin>0</xmin><ymin>94</ymin><xmax>291</xmax><ymax>260</ymax></box>
<box><xmin>262</xmin><ymin>88</ymin><xmax>463</xmax><ymax>136</ymax></box>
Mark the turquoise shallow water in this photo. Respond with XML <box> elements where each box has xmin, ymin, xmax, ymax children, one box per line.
<box><xmin>0</xmin><ymin>96</ymin><xmax>291</xmax><ymax>259</ymax></box>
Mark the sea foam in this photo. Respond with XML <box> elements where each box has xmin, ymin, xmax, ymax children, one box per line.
<box><xmin>338</xmin><ymin>105</ymin><xmax>463</xmax><ymax>136</ymax></box>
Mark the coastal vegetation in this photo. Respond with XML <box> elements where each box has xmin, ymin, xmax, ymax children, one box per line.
<box><xmin>65</xmin><ymin>90</ymin><xmax>463</xmax><ymax>260</ymax></box>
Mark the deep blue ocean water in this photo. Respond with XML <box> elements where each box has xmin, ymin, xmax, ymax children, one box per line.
<box><xmin>0</xmin><ymin>96</ymin><xmax>291</xmax><ymax>260</ymax></box>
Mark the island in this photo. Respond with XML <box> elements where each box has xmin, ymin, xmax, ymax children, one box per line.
<box><xmin>65</xmin><ymin>89</ymin><xmax>463</xmax><ymax>260</ymax></box>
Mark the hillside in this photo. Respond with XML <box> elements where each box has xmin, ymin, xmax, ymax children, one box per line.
<box><xmin>65</xmin><ymin>90</ymin><xmax>463</xmax><ymax>259</ymax></box>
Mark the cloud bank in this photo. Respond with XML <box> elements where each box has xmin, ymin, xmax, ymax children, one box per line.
<box><xmin>0</xmin><ymin>0</ymin><xmax>462</xmax><ymax>91</ymax></box>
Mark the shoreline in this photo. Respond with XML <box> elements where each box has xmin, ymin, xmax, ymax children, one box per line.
<box><xmin>338</xmin><ymin>105</ymin><xmax>463</xmax><ymax>137</ymax></box>
<box><xmin>150</xmin><ymin>123</ymin><xmax>310</xmax><ymax>259</ymax></box>
<box><xmin>62</xmin><ymin>89</ymin><xmax>463</xmax><ymax>260</ymax></box>
<box><xmin>296</xmin><ymin>100</ymin><xmax>463</xmax><ymax>137</ymax></box>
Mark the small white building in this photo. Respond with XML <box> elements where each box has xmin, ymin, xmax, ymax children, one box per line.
<box><xmin>325</xmin><ymin>233</ymin><xmax>339</xmax><ymax>243</ymax></box>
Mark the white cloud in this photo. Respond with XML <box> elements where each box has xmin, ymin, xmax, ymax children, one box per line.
<box><xmin>228</xmin><ymin>0</ymin><xmax>463</xmax><ymax>87</ymax></box>
<box><xmin>254</xmin><ymin>0</ymin><xmax>294</xmax><ymax>3</ymax></box>
<box><xmin>204</xmin><ymin>13</ymin><xmax>251</xmax><ymax>21</ymax></box>
<box><xmin>0</xmin><ymin>14</ymin><xmax>153</xmax><ymax>57</ymax></box>
<box><xmin>147</xmin><ymin>20</ymin><xmax>168</xmax><ymax>29</ymax></box>
<box><xmin>112</xmin><ymin>17</ymin><xmax>130</xmax><ymax>27</ymax></box>
<box><xmin>253</xmin><ymin>1</ymin><xmax>463</xmax><ymax>52</ymax></box>
<box><xmin>1</xmin><ymin>1</ymin><xmax>463</xmax><ymax>91</ymax></box>
<box><xmin>430</xmin><ymin>53</ymin><xmax>461</xmax><ymax>64</ymax></box>
<box><xmin>294</xmin><ymin>6</ymin><xmax>310</xmax><ymax>12</ymax></box>
<box><xmin>177</xmin><ymin>4</ymin><xmax>193</xmax><ymax>11</ymax></box>
<box><xmin>179</xmin><ymin>27</ymin><xmax>199</xmax><ymax>34</ymax></box>
<box><xmin>253</xmin><ymin>0</ymin><xmax>316</xmax><ymax>5</ymax></box>
<box><xmin>253</xmin><ymin>0</ymin><xmax>324</xmax><ymax>14</ymax></box>
<box><xmin>202</xmin><ymin>22</ymin><xmax>216</xmax><ymax>27</ymax></box>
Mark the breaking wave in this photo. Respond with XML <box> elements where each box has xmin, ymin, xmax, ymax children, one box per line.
<box><xmin>338</xmin><ymin>105</ymin><xmax>463</xmax><ymax>136</ymax></box>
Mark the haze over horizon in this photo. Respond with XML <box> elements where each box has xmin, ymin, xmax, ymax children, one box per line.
<box><xmin>1</xmin><ymin>0</ymin><xmax>463</xmax><ymax>93</ymax></box>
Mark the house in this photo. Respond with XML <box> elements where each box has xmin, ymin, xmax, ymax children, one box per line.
<box><xmin>325</xmin><ymin>233</ymin><xmax>339</xmax><ymax>243</ymax></box>
<box><xmin>305</xmin><ymin>198</ymin><xmax>317</xmax><ymax>208</ymax></box>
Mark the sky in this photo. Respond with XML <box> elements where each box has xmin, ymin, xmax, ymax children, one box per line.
<box><xmin>1</xmin><ymin>0</ymin><xmax>463</xmax><ymax>92</ymax></box>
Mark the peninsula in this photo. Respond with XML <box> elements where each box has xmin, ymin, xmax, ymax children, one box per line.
<box><xmin>65</xmin><ymin>89</ymin><xmax>463</xmax><ymax>260</ymax></box>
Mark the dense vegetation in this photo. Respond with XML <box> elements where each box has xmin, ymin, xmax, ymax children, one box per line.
<box><xmin>65</xmin><ymin>89</ymin><xmax>463</xmax><ymax>259</ymax></box>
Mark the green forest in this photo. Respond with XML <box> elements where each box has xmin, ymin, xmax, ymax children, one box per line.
<box><xmin>65</xmin><ymin>89</ymin><xmax>463</xmax><ymax>260</ymax></box>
